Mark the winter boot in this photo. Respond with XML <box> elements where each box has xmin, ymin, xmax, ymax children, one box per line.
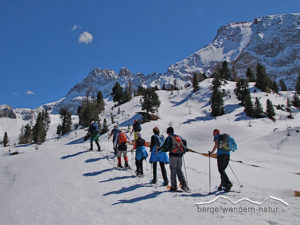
<box><xmin>224</xmin><ymin>183</ymin><xmax>233</xmax><ymax>192</ymax></box>
<box><xmin>117</xmin><ymin>157</ymin><xmax>123</xmax><ymax>168</ymax></box>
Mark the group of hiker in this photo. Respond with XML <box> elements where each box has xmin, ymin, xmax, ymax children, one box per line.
<box><xmin>87</xmin><ymin>120</ymin><xmax>237</xmax><ymax>192</ymax></box>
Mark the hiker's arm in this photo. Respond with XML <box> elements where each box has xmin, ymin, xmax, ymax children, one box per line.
<box><xmin>131</xmin><ymin>143</ymin><xmax>137</xmax><ymax>152</ymax></box>
<box><xmin>150</xmin><ymin>136</ymin><xmax>155</xmax><ymax>151</ymax></box>
<box><xmin>210</xmin><ymin>141</ymin><xmax>218</xmax><ymax>154</ymax></box>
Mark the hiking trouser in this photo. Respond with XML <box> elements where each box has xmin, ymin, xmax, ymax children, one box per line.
<box><xmin>117</xmin><ymin>150</ymin><xmax>128</xmax><ymax>158</ymax></box>
<box><xmin>217</xmin><ymin>154</ymin><xmax>231</xmax><ymax>187</ymax></box>
<box><xmin>169</xmin><ymin>156</ymin><xmax>186</xmax><ymax>189</ymax></box>
<box><xmin>90</xmin><ymin>138</ymin><xmax>100</xmax><ymax>150</ymax></box>
<box><xmin>135</xmin><ymin>159</ymin><xmax>143</xmax><ymax>175</ymax></box>
<box><xmin>153</xmin><ymin>162</ymin><xmax>168</xmax><ymax>183</ymax></box>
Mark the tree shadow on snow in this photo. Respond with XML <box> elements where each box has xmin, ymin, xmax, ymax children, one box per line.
<box><xmin>112</xmin><ymin>191</ymin><xmax>163</xmax><ymax>205</ymax></box>
<box><xmin>183</xmin><ymin>114</ymin><xmax>215</xmax><ymax>124</ymax></box>
<box><xmin>66</xmin><ymin>137</ymin><xmax>85</xmax><ymax>145</ymax></box>
<box><xmin>61</xmin><ymin>150</ymin><xmax>89</xmax><ymax>160</ymax></box>
<box><xmin>103</xmin><ymin>184</ymin><xmax>147</xmax><ymax>196</ymax></box>
<box><xmin>85</xmin><ymin>155</ymin><xmax>113</xmax><ymax>163</ymax></box>
<box><xmin>170</xmin><ymin>93</ymin><xmax>193</xmax><ymax>107</ymax></box>
<box><xmin>83</xmin><ymin>168</ymin><xmax>114</xmax><ymax>177</ymax></box>
<box><xmin>99</xmin><ymin>175</ymin><xmax>136</xmax><ymax>183</ymax></box>
<box><xmin>224</xmin><ymin>104</ymin><xmax>242</xmax><ymax>114</ymax></box>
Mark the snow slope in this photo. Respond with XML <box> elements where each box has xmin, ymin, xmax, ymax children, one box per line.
<box><xmin>1</xmin><ymin>81</ymin><xmax>300</xmax><ymax>225</ymax></box>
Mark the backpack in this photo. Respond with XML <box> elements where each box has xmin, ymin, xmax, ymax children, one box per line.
<box><xmin>171</xmin><ymin>135</ymin><xmax>187</xmax><ymax>154</ymax></box>
<box><xmin>136</xmin><ymin>137</ymin><xmax>145</xmax><ymax>147</ymax></box>
<box><xmin>91</xmin><ymin>123</ymin><xmax>99</xmax><ymax>134</ymax></box>
<box><xmin>133</xmin><ymin>121</ymin><xmax>141</xmax><ymax>132</ymax></box>
<box><xmin>118</xmin><ymin>133</ymin><xmax>127</xmax><ymax>144</ymax></box>
<box><xmin>155</xmin><ymin>135</ymin><xmax>165</xmax><ymax>148</ymax></box>
<box><xmin>219</xmin><ymin>134</ymin><xmax>237</xmax><ymax>151</ymax></box>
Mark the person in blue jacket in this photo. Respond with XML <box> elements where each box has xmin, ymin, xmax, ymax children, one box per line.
<box><xmin>131</xmin><ymin>133</ymin><xmax>148</xmax><ymax>177</ymax></box>
<box><xmin>149</xmin><ymin>126</ymin><xmax>169</xmax><ymax>185</ymax></box>
<box><xmin>209</xmin><ymin>129</ymin><xmax>232</xmax><ymax>192</ymax></box>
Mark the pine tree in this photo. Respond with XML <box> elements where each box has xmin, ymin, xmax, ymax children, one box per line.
<box><xmin>246</xmin><ymin>67</ymin><xmax>256</xmax><ymax>82</ymax></box>
<box><xmin>122</xmin><ymin>86</ymin><xmax>132</xmax><ymax>103</ymax></box>
<box><xmin>101</xmin><ymin>118</ymin><xmax>108</xmax><ymax>134</ymax></box>
<box><xmin>24</xmin><ymin>124</ymin><xmax>32</xmax><ymax>143</ymax></box>
<box><xmin>279</xmin><ymin>79</ymin><xmax>287</xmax><ymax>91</ymax></box>
<box><xmin>253</xmin><ymin>97</ymin><xmax>264</xmax><ymax>118</ymax></box>
<box><xmin>78</xmin><ymin>102</ymin><xmax>99</xmax><ymax>127</ymax></box>
<box><xmin>266</xmin><ymin>99</ymin><xmax>276</xmax><ymax>120</ymax></box>
<box><xmin>32</xmin><ymin>112</ymin><xmax>47</xmax><ymax>144</ymax></box>
<box><xmin>210</xmin><ymin>75</ymin><xmax>224</xmax><ymax>117</ymax></box>
<box><xmin>255</xmin><ymin>63</ymin><xmax>272</xmax><ymax>92</ymax></box>
<box><xmin>295</xmin><ymin>74</ymin><xmax>300</xmax><ymax>94</ymax></box>
<box><xmin>141</xmin><ymin>88</ymin><xmax>161</xmax><ymax>118</ymax></box>
<box><xmin>272</xmin><ymin>80</ymin><xmax>279</xmax><ymax>93</ymax></box>
<box><xmin>3</xmin><ymin>132</ymin><xmax>8</xmax><ymax>147</ymax></box>
<box><xmin>59</xmin><ymin>108</ymin><xmax>72</xmax><ymax>135</ymax></box>
<box><xmin>56</xmin><ymin>125</ymin><xmax>62</xmax><ymax>136</ymax></box>
<box><xmin>96</xmin><ymin>91</ymin><xmax>105</xmax><ymax>112</ymax></box>
<box><xmin>244</xmin><ymin>93</ymin><xmax>254</xmax><ymax>117</ymax></box>
<box><xmin>235</xmin><ymin>78</ymin><xmax>250</xmax><ymax>105</ymax></box>
<box><xmin>219</xmin><ymin>61</ymin><xmax>231</xmax><ymax>80</ymax></box>
<box><xmin>137</xmin><ymin>85</ymin><xmax>146</xmax><ymax>96</ymax></box>
<box><xmin>192</xmin><ymin>73</ymin><xmax>200</xmax><ymax>92</ymax></box>
<box><xmin>293</xmin><ymin>93</ymin><xmax>300</xmax><ymax>107</ymax></box>
<box><xmin>111</xmin><ymin>82</ymin><xmax>123</xmax><ymax>104</ymax></box>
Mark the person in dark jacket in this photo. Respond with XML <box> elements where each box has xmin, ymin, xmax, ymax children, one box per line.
<box><xmin>88</xmin><ymin>121</ymin><xmax>101</xmax><ymax>151</ymax></box>
<box><xmin>209</xmin><ymin>129</ymin><xmax>233</xmax><ymax>192</ymax></box>
<box><xmin>108</xmin><ymin>124</ymin><xmax>120</xmax><ymax>155</ymax></box>
<box><xmin>160</xmin><ymin>127</ymin><xmax>189</xmax><ymax>192</ymax></box>
<box><xmin>149</xmin><ymin>126</ymin><xmax>169</xmax><ymax>185</ymax></box>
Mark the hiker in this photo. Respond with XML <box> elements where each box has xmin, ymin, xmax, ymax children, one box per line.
<box><xmin>108</xmin><ymin>124</ymin><xmax>120</xmax><ymax>156</ymax></box>
<box><xmin>160</xmin><ymin>127</ymin><xmax>189</xmax><ymax>192</ymax></box>
<box><xmin>149</xmin><ymin>126</ymin><xmax>169</xmax><ymax>185</ymax></box>
<box><xmin>131</xmin><ymin>133</ymin><xmax>148</xmax><ymax>177</ymax></box>
<box><xmin>115</xmin><ymin>131</ymin><xmax>131</xmax><ymax>168</ymax></box>
<box><xmin>88</xmin><ymin>121</ymin><xmax>101</xmax><ymax>151</ymax></box>
<box><xmin>130</xmin><ymin>120</ymin><xmax>141</xmax><ymax>140</ymax></box>
<box><xmin>209</xmin><ymin>129</ymin><xmax>233</xmax><ymax>192</ymax></box>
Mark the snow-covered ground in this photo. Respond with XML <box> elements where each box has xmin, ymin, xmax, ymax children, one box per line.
<box><xmin>1</xmin><ymin>80</ymin><xmax>300</xmax><ymax>225</ymax></box>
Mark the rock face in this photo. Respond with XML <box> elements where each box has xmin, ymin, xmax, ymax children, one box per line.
<box><xmin>168</xmin><ymin>13</ymin><xmax>300</xmax><ymax>88</ymax></box>
<box><xmin>0</xmin><ymin>105</ymin><xmax>17</xmax><ymax>119</ymax></box>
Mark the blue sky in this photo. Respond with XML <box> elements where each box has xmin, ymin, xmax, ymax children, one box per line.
<box><xmin>0</xmin><ymin>0</ymin><xmax>299</xmax><ymax>109</ymax></box>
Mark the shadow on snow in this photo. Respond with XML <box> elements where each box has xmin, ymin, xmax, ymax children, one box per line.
<box><xmin>99</xmin><ymin>175</ymin><xmax>136</xmax><ymax>183</ymax></box>
<box><xmin>83</xmin><ymin>168</ymin><xmax>114</xmax><ymax>177</ymax></box>
<box><xmin>61</xmin><ymin>150</ymin><xmax>89</xmax><ymax>160</ymax></box>
<box><xmin>112</xmin><ymin>191</ymin><xmax>163</xmax><ymax>205</ymax></box>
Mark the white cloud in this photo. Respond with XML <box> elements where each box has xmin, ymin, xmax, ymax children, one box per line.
<box><xmin>25</xmin><ymin>90</ymin><xmax>36</xmax><ymax>95</ymax></box>
<box><xmin>78</xmin><ymin>32</ymin><xmax>93</xmax><ymax>45</ymax></box>
<box><xmin>72</xmin><ymin>25</ymin><xmax>81</xmax><ymax>31</ymax></box>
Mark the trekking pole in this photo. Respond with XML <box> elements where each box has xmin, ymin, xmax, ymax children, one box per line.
<box><xmin>182</xmin><ymin>155</ymin><xmax>189</xmax><ymax>186</ymax></box>
<box><xmin>229</xmin><ymin>164</ymin><xmax>243</xmax><ymax>187</ymax></box>
<box><xmin>209</xmin><ymin>152</ymin><xmax>212</xmax><ymax>194</ymax></box>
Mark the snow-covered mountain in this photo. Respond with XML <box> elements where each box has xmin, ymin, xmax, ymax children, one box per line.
<box><xmin>49</xmin><ymin>12</ymin><xmax>300</xmax><ymax>114</ymax></box>
<box><xmin>168</xmin><ymin>13</ymin><xmax>300</xmax><ymax>87</ymax></box>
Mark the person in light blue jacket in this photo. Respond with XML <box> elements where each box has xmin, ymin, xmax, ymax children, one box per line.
<box><xmin>149</xmin><ymin>126</ymin><xmax>169</xmax><ymax>185</ymax></box>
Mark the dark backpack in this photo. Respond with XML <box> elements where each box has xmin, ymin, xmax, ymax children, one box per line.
<box><xmin>133</xmin><ymin>121</ymin><xmax>141</xmax><ymax>132</ymax></box>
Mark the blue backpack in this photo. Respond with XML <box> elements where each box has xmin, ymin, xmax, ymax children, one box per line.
<box><xmin>219</xmin><ymin>134</ymin><xmax>237</xmax><ymax>152</ymax></box>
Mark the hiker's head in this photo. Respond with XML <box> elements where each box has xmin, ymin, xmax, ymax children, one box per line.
<box><xmin>153</xmin><ymin>126</ymin><xmax>160</xmax><ymax>135</ymax></box>
<box><xmin>91</xmin><ymin>121</ymin><xmax>95</xmax><ymax>125</ymax></box>
<box><xmin>213</xmin><ymin>129</ymin><xmax>220</xmax><ymax>136</ymax></box>
<box><xmin>137</xmin><ymin>133</ymin><xmax>142</xmax><ymax>138</ymax></box>
<box><xmin>167</xmin><ymin>127</ymin><xmax>174</xmax><ymax>135</ymax></box>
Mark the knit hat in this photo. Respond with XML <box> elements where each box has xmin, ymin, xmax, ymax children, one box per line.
<box><xmin>167</xmin><ymin>127</ymin><xmax>174</xmax><ymax>134</ymax></box>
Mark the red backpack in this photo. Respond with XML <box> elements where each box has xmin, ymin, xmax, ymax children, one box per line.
<box><xmin>171</xmin><ymin>136</ymin><xmax>184</xmax><ymax>153</ymax></box>
<box><xmin>118</xmin><ymin>133</ymin><xmax>127</xmax><ymax>143</ymax></box>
